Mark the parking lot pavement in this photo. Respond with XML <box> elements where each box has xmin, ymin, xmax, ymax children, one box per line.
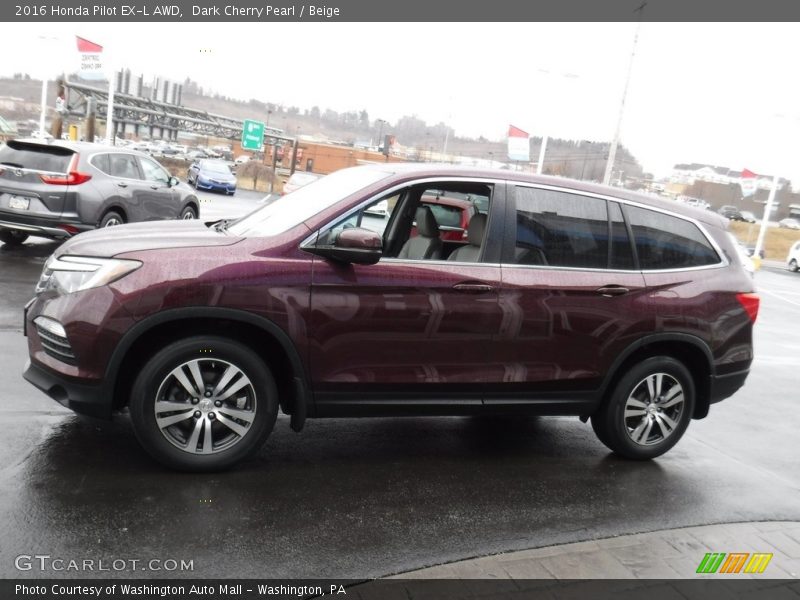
<box><xmin>393</xmin><ymin>522</ymin><xmax>800</xmax><ymax>579</ymax></box>
<box><xmin>0</xmin><ymin>242</ymin><xmax>798</xmax><ymax>578</ymax></box>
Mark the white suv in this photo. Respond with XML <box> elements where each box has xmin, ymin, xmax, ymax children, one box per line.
<box><xmin>788</xmin><ymin>241</ymin><xmax>800</xmax><ymax>272</ymax></box>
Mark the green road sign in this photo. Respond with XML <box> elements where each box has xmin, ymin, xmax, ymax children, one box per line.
<box><xmin>241</xmin><ymin>119</ymin><xmax>265</xmax><ymax>151</ymax></box>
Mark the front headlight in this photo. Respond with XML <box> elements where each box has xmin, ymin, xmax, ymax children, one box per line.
<box><xmin>36</xmin><ymin>255</ymin><xmax>142</xmax><ymax>295</ymax></box>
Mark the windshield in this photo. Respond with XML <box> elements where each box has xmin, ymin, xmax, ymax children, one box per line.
<box><xmin>202</xmin><ymin>161</ymin><xmax>231</xmax><ymax>174</ymax></box>
<box><xmin>227</xmin><ymin>167</ymin><xmax>392</xmax><ymax>237</ymax></box>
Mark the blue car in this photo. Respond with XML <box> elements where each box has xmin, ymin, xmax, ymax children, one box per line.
<box><xmin>187</xmin><ymin>160</ymin><xmax>237</xmax><ymax>195</ymax></box>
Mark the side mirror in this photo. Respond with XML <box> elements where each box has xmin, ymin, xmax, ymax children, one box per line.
<box><xmin>168</xmin><ymin>176</ymin><xmax>179</xmax><ymax>187</ymax></box>
<box><xmin>308</xmin><ymin>227</ymin><xmax>382</xmax><ymax>265</ymax></box>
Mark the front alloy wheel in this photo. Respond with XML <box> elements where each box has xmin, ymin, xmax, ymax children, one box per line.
<box><xmin>154</xmin><ymin>358</ymin><xmax>257</xmax><ymax>455</ymax></box>
<box><xmin>130</xmin><ymin>336</ymin><xmax>278</xmax><ymax>471</ymax></box>
<box><xmin>591</xmin><ymin>356</ymin><xmax>695</xmax><ymax>460</ymax></box>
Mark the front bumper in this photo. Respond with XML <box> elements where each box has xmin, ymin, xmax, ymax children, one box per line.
<box><xmin>23</xmin><ymin>359</ymin><xmax>111</xmax><ymax>418</ymax></box>
<box><xmin>196</xmin><ymin>179</ymin><xmax>236</xmax><ymax>193</ymax></box>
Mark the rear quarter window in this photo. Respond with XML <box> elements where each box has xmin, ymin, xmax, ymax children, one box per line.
<box><xmin>0</xmin><ymin>142</ymin><xmax>73</xmax><ymax>172</ymax></box>
<box><xmin>626</xmin><ymin>205</ymin><xmax>720</xmax><ymax>270</ymax></box>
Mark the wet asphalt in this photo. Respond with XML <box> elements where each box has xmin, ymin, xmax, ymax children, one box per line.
<box><xmin>1</xmin><ymin>194</ymin><xmax>799</xmax><ymax>579</ymax></box>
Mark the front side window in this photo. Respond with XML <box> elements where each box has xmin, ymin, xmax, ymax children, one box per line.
<box><xmin>513</xmin><ymin>187</ymin><xmax>609</xmax><ymax>269</ymax></box>
<box><xmin>139</xmin><ymin>157</ymin><xmax>170</xmax><ymax>184</ymax></box>
<box><xmin>626</xmin><ymin>205</ymin><xmax>720</xmax><ymax>269</ymax></box>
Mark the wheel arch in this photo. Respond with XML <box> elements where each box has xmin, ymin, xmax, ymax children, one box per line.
<box><xmin>597</xmin><ymin>333</ymin><xmax>714</xmax><ymax>420</ymax></box>
<box><xmin>97</xmin><ymin>205</ymin><xmax>128</xmax><ymax>226</ymax></box>
<box><xmin>106</xmin><ymin>308</ymin><xmax>311</xmax><ymax>428</ymax></box>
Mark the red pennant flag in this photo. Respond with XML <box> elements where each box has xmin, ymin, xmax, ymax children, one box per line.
<box><xmin>76</xmin><ymin>36</ymin><xmax>103</xmax><ymax>53</ymax></box>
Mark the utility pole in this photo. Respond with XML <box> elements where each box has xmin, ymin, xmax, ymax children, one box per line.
<box><xmin>603</xmin><ymin>2</ymin><xmax>646</xmax><ymax>185</ymax></box>
<box><xmin>536</xmin><ymin>135</ymin><xmax>548</xmax><ymax>175</ymax></box>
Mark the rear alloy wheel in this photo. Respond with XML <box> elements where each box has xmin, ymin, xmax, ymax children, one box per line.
<box><xmin>99</xmin><ymin>211</ymin><xmax>124</xmax><ymax>228</ymax></box>
<box><xmin>0</xmin><ymin>230</ymin><xmax>29</xmax><ymax>247</ymax></box>
<box><xmin>130</xmin><ymin>336</ymin><xmax>278</xmax><ymax>471</ymax></box>
<box><xmin>591</xmin><ymin>357</ymin><xmax>695</xmax><ymax>460</ymax></box>
<box><xmin>180</xmin><ymin>206</ymin><xmax>197</xmax><ymax>220</ymax></box>
<box><xmin>790</xmin><ymin>259</ymin><xmax>799</xmax><ymax>272</ymax></box>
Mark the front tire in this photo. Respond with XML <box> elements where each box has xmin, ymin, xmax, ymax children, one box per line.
<box><xmin>129</xmin><ymin>336</ymin><xmax>278</xmax><ymax>471</ymax></box>
<box><xmin>0</xmin><ymin>230</ymin><xmax>29</xmax><ymax>247</ymax></box>
<box><xmin>591</xmin><ymin>357</ymin><xmax>695</xmax><ymax>460</ymax></box>
<box><xmin>790</xmin><ymin>259</ymin><xmax>799</xmax><ymax>272</ymax></box>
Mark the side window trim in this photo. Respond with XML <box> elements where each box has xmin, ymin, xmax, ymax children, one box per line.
<box><xmin>616</xmin><ymin>201</ymin><xmax>641</xmax><ymax>271</ymax></box>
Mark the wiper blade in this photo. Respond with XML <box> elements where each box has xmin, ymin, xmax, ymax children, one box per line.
<box><xmin>0</xmin><ymin>162</ymin><xmax>24</xmax><ymax>168</ymax></box>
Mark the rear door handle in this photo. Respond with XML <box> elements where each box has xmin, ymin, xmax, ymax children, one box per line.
<box><xmin>595</xmin><ymin>286</ymin><xmax>630</xmax><ymax>297</ymax></box>
<box><xmin>453</xmin><ymin>283</ymin><xmax>494</xmax><ymax>293</ymax></box>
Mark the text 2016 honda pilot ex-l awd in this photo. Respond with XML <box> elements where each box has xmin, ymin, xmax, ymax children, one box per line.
<box><xmin>23</xmin><ymin>164</ymin><xmax>759</xmax><ymax>471</ymax></box>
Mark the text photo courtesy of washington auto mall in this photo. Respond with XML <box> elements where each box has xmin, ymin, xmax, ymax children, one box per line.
<box><xmin>1</xmin><ymin>2</ymin><xmax>800</xmax><ymax>599</ymax></box>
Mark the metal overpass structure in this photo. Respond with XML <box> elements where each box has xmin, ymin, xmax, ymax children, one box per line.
<box><xmin>59</xmin><ymin>78</ymin><xmax>287</xmax><ymax>144</ymax></box>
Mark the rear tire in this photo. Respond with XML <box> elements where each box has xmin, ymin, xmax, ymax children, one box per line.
<box><xmin>591</xmin><ymin>357</ymin><xmax>695</xmax><ymax>460</ymax></box>
<box><xmin>99</xmin><ymin>211</ymin><xmax>124</xmax><ymax>228</ymax></box>
<box><xmin>0</xmin><ymin>230</ymin><xmax>29</xmax><ymax>247</ymax></box>
<box><xmin>129</xmin><ymin>336</ymin><xmax>278</xmax><ymax>471</ymax></box>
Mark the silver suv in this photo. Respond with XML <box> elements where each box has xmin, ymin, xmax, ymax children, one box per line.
<box><xmin>0</xmin><ymin>140</ymin><xmax>200</xmax><ymax>246</ymax></box>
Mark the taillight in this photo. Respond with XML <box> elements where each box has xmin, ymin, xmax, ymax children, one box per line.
<box><xmin>39</xmin><ymin>154</ymin><xmax>92</xmax><ymax>185</ymax></box>
<box><xmin>736</xmin><ymin>292</ymin><xmax>760</xmax><ymax>323</ymax></box>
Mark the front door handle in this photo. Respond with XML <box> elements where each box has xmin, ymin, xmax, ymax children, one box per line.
<box><xmin>595</xmin><ymin>285</ymin><xmax>630</xmax><ymax>297</ymax></box>
<box><xmin>116</xmin><ymin>181</ymin><xmax>128</xmax><ymax>188</ymax></box>
<box><xmin>453</xmin><ymin>283</ymin><xmax>494</xmax><ymax>293</ymax></box>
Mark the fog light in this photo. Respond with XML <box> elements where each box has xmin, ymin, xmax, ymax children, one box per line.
<box><xmin>33</xmin><ymin>316</ymin><xmax>67</xmax><ymax>338</ymax></box>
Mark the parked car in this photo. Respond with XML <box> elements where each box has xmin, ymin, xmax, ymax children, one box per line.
<box><xmin>187</xmin><ymin>160</ymin><xmax>237</xmax><ymax>195</ymax></box>
<box><xmin>23</xmin><ymin>165</ymin><xmax>758</xmax><ymax>470</ymax></box>
<box><xmin>282</xmin><ymin>171</ymin><xmax>320</xmax><ymax>194</ymax></box>
<box><xmin>718</xmin><ymin>205</ymin><xmax>744</xmax><ymax>220</ymax></box>
<box><xmin>778</xmin><ymin>217</ymin><xmax>800</xmax><ymax>230</ymax></box>
<box><xmin>234</xmin><ymin>155</ymin><xmax>251</xmax><ymax>165</ymax></box>
<box><xmin>787</xmin><ymin>241</ymin><xmax>800</xmax><ymax>272</ymax></box>
<box><xmin>739</xmin><ymin>210</ymin><xmax>757</xmax><ymax>223</ymax></box>
<box><xmin>0</xmin><ymin>139</ymin><xmax>199</xmax><ymax>246</ymax></box>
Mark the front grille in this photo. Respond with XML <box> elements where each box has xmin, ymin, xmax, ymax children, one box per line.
<box><xmin>35</xmin><ymin>323</ymin><xmax>77</xmax><ymax>364</ymax></box>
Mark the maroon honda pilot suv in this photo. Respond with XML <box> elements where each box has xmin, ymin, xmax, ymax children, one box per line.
<box><xmin>23</xmin><ymin>165</ymin><xmax>759</xmax><ymax>471</ymax></box>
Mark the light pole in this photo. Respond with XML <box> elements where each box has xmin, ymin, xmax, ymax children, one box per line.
<box><xmin>375</xmin><ymin>119</ymin><xmax>386</xmax><ymax>147</ymax></box>
<box><xmin>603</xmin><ymin>3</ymin><xmax>646</xmax><ymax>185</ymax></box>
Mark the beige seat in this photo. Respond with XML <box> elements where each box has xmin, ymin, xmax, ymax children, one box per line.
<box><xmin>398</xmin><ymin>206</ymin><xmax>442</xmax><ymax>260</ymax></box>
<box><xmin>448</xmin><ymin>213</ymin><xmax>487</xmax><ymax>262</ymax></box>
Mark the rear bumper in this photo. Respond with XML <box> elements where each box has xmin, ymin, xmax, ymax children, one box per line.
<box><xmin>709</xmin><ymin>368</ymin><xmax>749</xmax><ymax>405</ymax></box>
<box><xmin>23</xmin><ymin>359</ymin><xmax>111</xmax><ymax>419</ymax></box>
<box><xmin>0</xmin><ymin>213</ymin><xmax>91</xmax><ymax>238</ymax></box>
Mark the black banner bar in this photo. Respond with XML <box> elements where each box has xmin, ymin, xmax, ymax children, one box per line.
<box><xmin>3</xmin><ymin>579</ymin><xmax>800</xmax><ymax>600</ymax></box>
<box><xmin>4</xmin><ymin>0</ymin><xmax>800</xmax><ymax>22</ymax></box>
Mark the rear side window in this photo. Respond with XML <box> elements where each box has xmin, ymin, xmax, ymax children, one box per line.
<box><xmin>108</xmin><ymin>154</ymin><xmax>141</xmax><ymax>180</ymax></box>
<box><xmin>0</xmin><ymin>142</ymin><xmax>73</xmax><ymax>172</ymax></box>
<box><xmin>514</xmin><ymin>187</ymin><xmax>608</xmax><ymax>269</ymax></box>
<box><xmin>423</xmin><ymin>202</ymin><xmax>466</xmax><ymax>229</ymax></box>
<box><xmin>626</xmin><ymin>205</ymin><xmax>720</xmax><ymax>269</ymax></box>
<box><xmin>90</xmin><ymin>153</ymin><xmax>110</xmax><ymax>174</ymax></box>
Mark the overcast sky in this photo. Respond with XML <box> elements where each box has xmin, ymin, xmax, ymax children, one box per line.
<box><xmin>3</xmin><ymin>22</ymin><xmax>800</xmax><ymax>181</ymax></box>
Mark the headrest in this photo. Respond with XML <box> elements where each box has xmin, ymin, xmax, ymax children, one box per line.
<box><xmin>416</xmin><ymin>206</ymin><xmax>440</xmax><ymax>238</ymax></box>
<box><xmin>467</xmin><ymin>213</ymin><xmax>487</xmax><ymax>246</ymax></box>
